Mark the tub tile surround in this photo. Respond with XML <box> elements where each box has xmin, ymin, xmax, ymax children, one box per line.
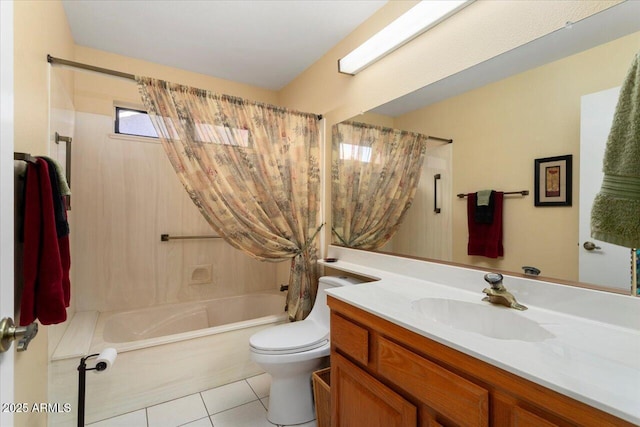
<box><xmin>85</xmin><ymin>373</ymin><xmax>318</xmax><ymax>427</ymax></box>
<box><xmin>322</xmin><ymin>246</ymin><xmax>640</xmax><ymax>424</ymax></box>
<box><xmin>51</xmin><ymin>311</ymin><xmax>99</xmax><ymax>360</ymax></box>
<box><xmin>72</xmin><ymin>112</ymin><xmax>283</xmax><ymax>314</ymax></box>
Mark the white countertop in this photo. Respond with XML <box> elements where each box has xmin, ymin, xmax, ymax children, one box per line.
<box><xmin>322</xmin><ymin>247</ymin><xmax>640</xmax><ymax>425</ymax></box>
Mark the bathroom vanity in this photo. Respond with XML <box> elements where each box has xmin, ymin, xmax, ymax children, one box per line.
<box><xmin>322</xmin><ymin>247</ymin><xmax>640</xmax><ymax>427</ymax></box>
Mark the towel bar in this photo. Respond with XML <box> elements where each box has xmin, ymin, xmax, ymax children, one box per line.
<box><xmin>160</xmin><ymin>234</ymin><xmax>221</xmax><ymax>241</ymax></box>
<box><xmin>457</xmin><ymin>190</ymin><xmax>529</xmax><ymax>198</ymax></box>
<box><xmin>14</xmin><ymin>152</ymin><xmax>37</xmax><ymax>163</ymax></box>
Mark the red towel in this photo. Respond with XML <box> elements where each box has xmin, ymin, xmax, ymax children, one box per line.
<box><xmin>20</xmin><ymin>159</ymin><xmax>67</xmax><ymax>326</ymax></box>
<box><xmin>59</xmin><ymin>234</ymin><xmax>71</xmax><ymax>307</ymax></box>
<box><xmin>467</xmin><ymin>191</ymin><xmax>504</xmax><ymax>258</ymax></box>
<box><xmin>41</xmin><ymin>157</ymin><xmax>71</xmax><ymax>306</ymax></box>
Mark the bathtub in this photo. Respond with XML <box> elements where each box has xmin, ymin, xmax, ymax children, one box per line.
<box><xmin>50</xmin><ymin>291</ymin><xmax>287</xmax><ymax>426</ymax></box>
<box><xmin>94</xmin><ymin>291</ymin><xmax>287</xmax><ymax>350</ymax></box>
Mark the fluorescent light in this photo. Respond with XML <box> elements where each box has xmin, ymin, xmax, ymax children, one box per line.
<box><xmin>338</xmin><ymin>0</ymin><xmax>473</xmax><ymax>75</ymax></box>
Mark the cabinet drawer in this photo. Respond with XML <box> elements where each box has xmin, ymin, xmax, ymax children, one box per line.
<box><xmin>331</xmin><ymin>313</ymin><xmax>369</xmax><ymax>365</ymax></box>
<box><xmin>377</xmin><ymin>336</ymin><xmax>488</xmax><ymax>427</ymax></box>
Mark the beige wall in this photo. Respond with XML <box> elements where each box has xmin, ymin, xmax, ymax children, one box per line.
<box><xmin>14</xmin><ymin>0</ymin><xmax>74</xmax><ymax>156</ymax></box>
<box><xmin>13</xmin><ymin>1</ymin><xmax>75</xmax><ymax>426</ymax></box>
<box><xmin>391</xmin><ymin>31</ymin><xmax>640</xmax><ymax>282</ymax></box>
<box><xmin>73</xmin><ymin>46</ymin><xmax>280</xmax><ymax>116</ymax></box>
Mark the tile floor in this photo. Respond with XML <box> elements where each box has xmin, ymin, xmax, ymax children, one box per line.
<box><xmin>86</xmin><ymin>373</ymin><xmax>317</xmax><ymax>427</ymax></box>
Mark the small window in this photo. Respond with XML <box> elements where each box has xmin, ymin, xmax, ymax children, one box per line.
<box><xmin>115</xmin><ymin>107</ymin><xmax>158</xmax><ymax>138</ymax></box>
<box><xmin>339</xmin><ymin>143</ymin><xmax>372</xmax><ymax>163</ymax></box>
<box><xmin>194</xmin><ymin>123</ymin><xmax>251</xmax><ymax>147</ymax></box>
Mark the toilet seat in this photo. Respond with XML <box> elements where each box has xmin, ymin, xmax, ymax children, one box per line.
<box><xmin>249</xmin><ymin>320</ymin><xmax>328</xmax><ymax>355</ymax></box>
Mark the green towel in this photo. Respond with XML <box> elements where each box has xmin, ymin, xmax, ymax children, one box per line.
<box><xmin>476</xmin><ymin>189</ymin><xmax>492</xmax><ymax>206</ymax></box>
<box><xmin>591</xmin><ymin>51</ymin><xmax>640</xmax><ymax>248</ymax></box>
<box><xmin>42</xmin><ymin>156</ymin><xmax>71</xmax><ymax>196</ymax></box>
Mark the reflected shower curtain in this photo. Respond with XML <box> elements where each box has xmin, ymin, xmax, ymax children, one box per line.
<box><xmin>332</xmin><ymin>121</ymin><xmax>428</xmax><ymax>249</ymax></box>
<box><xmin>137</xmin><ymin>77</ymin><xmax>321</xmax><ymax>320</ymax></box>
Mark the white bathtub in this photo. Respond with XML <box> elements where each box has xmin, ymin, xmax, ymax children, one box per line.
<box><xmin>50</xmin><ymin>292</ymin><xmax>287</xmax><ymax>426</ymax></box>
<box><xmin>94</xmin><ymin>292</ymin><xmax>287</xmax><ymax>350</ymax></box>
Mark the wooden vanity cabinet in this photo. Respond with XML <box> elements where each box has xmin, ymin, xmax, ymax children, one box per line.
<box><xmin>328</xmin><ymin>296</ymin><xmax>633</xmax><ymax>427</ymax></box>
<box><xmin>332</xmin><ymin>352</ymin><xmax>417</xmax><ymax>427</ymax></box>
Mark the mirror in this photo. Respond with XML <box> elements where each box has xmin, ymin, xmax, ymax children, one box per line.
<box><xmin>331</xmin><ymin>1</ymin><xmax>640</xmax><ymax>292</ymax></box>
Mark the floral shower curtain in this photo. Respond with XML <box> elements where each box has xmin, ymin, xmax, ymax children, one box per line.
<box><xmin>136</xmin><ymin>77</ymin><xmax>321</xmax><ymax>320</ymax></box>
<box><xmin>331</xmin><ymin>121</ymin><xmax>428</xmax><ymax>250</ymax></box>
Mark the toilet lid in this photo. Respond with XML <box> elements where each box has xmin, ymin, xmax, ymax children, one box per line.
<box><xmin>250</xmin><ymin>320</ymin><xmax>328</xmax><ymax>354</ymax></box>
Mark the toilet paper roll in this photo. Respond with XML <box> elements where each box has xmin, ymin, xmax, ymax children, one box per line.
<box><xmin>94</xmin><ymin>348</ymin><xmax>117</xmax><ymax>374</ymax></box>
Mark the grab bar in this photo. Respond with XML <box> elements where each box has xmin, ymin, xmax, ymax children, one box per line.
<box><xmin>55</xmin><ymin>132</ymin><xmax>72</xmax><ymax>191</ymax></box>
<box><xmin>434</xmin><ymin>174</ymin><xmax>441</xmax><ymax>214</ymax></box>
<box><xmin>160</xmin><ymin>234</ymin><xmax>221</xmax><ymax>242</ymax></box>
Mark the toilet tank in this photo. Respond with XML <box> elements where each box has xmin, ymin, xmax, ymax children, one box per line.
<box><xmin>307</xmin><ymin>276</ymin><xmax>364</xmax><ymax>327</ymax></box>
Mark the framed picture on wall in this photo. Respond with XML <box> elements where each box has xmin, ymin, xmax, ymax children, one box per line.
<box><xmin>534</xmin><ymin>155</ymin><xmax>572</xmax><ymax>206</ymax></box>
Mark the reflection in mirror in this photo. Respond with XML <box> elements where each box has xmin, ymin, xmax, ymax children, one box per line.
<box><xmin>331</xmin><ymin>121</ymin><xmax>429</xmax><ymax>250</ymax></box>
<box><xmin>331</xmin><ymin>1</ymin><xmax>640</xmax><ymax>293</ymax></box>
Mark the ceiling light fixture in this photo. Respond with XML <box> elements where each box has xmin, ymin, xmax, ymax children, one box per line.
<box><xmin>338</xmin><ymin>0</ymin><xmax>474</xmax><ymax>75</ymax></box>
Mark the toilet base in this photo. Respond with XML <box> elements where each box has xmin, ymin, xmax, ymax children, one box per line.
<box><xmin>258</xmin><ymin>355</ymin><xmax>329</xmax><ymax>426</ymax></box>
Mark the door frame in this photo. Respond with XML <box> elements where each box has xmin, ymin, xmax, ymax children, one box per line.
<box><xmin>0</xmin><ymin>1</ymin><xmax>15</xmax><ymax>425</ymax></box>
<box><xmin>579</xmin><ymin>86</ymin><xmax>630</xmax><ymax>292</ymax></box>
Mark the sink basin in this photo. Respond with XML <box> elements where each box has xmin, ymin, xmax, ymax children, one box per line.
<box><xmin>411</xmin><ymin>298</ymin><xmax>554</xmax><ymax>342</ymax></box>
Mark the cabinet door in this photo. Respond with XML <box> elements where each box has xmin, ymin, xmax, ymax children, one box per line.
<box><xmin>332</xmin><ymin>352</ymin><xmax>417</xmax><ymax>427</ymax></box>
<box><xmin>512</xmin><ymin>407</ymin><xmax>558</xmax><ymax>427</ymax></box>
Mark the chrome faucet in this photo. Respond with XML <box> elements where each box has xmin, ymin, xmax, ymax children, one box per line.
<box><xmin>482</xmin><ymin>273</ymin><xmax>527</xmax><ymax>311</ymax></box>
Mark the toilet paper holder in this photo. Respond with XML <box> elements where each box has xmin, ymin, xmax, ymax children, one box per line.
<box><xmin>77</xmin><ymin>348</ymin><xmax>117</xmax><ymax>427</ymax></box>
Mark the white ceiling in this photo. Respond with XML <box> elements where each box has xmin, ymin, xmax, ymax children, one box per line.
<box><xmin>62</xmin><ymin>0</ymin><xmax>387</xmax><ymax>91</ymax></box>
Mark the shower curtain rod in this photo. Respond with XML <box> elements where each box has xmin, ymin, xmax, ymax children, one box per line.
<box><xmin>47</xmin><ymin>54</ymin><xmax>136</xmax><ymax>80</ymax></box>
<box><xmin>47</xmin><ymin>54</ymin><xmax>323</xmax><ymax>120</ymax></box>
<box><xmin>427</xmin><ymin>136</ymin><xmax>453</xmax><ymax>144</ymax></box>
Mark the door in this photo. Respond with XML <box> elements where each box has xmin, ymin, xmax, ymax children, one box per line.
<box><xmin>579</xmin><ymin>87</ymin><xmax>631</xmax><ymax>291</ymax></box>
<box><xmin>0</xmin><ymin>1</ymin><xmax>15</xmax><ymax>426</ymax></box>
<box><xmin>389</xmin><ymin>142</ymin><xmax>453</xmax><ymax>261</ymax></box>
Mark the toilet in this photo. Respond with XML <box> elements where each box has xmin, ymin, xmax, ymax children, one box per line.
<box><xmin>249</xmin><ymin>275</ymin><xmax>363</xmax><ymax>426</ymax></box>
